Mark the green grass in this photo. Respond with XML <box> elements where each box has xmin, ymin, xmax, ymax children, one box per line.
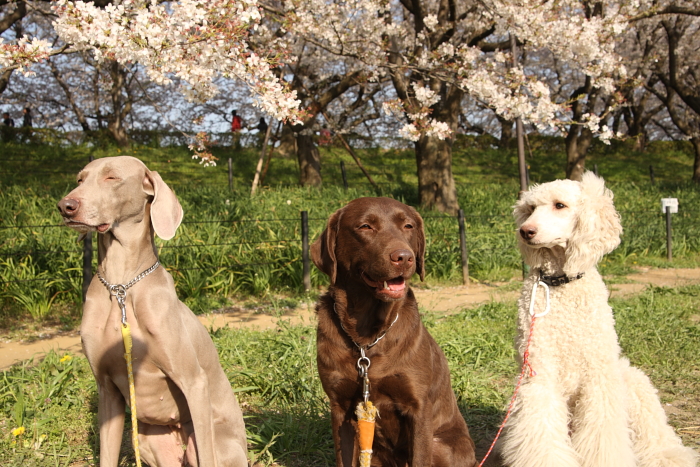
<box><xmin>1</xmin><ymin>285</ymin><xmax>698</xmax><ymax>465</ymax></box>
<box><xmin>0</xmin><ymin>136</ymin><xmax>699</xmax><ymax>325</ymax></box>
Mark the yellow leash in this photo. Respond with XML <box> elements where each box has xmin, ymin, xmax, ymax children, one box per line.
<box><xmin>98</xmin><ymin>261</ymin><xmax>160</xmax><ymax>467</ymax></box>
<box><xmin>121</xmin><ymin>322</ymin><xmax>142</xmax><ymax>467</ymax></box>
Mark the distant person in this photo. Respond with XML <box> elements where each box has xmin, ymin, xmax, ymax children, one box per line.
<box><xmin>255</xmin><ymin>117</ymin><xmax>269</xmax><ymax>148</ymax></box>
<box><xmin>22</xmin><ymin>107</ymin><xmax>32</xmax><ymax>128</ymax></box>
<box><xmin>231</xmin><ymin>110</ymin><xmax>243</xmax><ymax>132</ymax></box>
<box><xmin>319</xmin><ymin>125</ymin><xmax>332</xmax><ymax>146</ymax></box>
<box><xmin>231</xmin><ymin>109</ymin><xmax>244</xmax><ymax>149</ymax></box>
<box><xmin>3</xmin><ymin>112</ymin><xmax>14</xmax><ymax>127</ymax></box>
<box><xmin>2</xmin><ymin>111</ymin><xmax>14</xmax><ymax>142</ymax></box>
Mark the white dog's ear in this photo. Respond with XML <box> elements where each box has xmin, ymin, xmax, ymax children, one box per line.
<box><xmin>565</xmin><ymin>172</ymin><xmax>622</xmax><ymax>274</ymax></box>
<box><xmin>143</xmin><ymin>170</ymin><xmax>183</xmax><ymax>240</ymax></box>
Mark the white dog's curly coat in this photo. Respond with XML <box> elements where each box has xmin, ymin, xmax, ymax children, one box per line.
<box><xmin>501</xmin><ymin>172</ymin><xmax>698</xmax><ymax>467</ymax></box>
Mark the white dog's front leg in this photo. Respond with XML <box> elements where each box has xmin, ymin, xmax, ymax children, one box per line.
<box><xmin>570</xmin><ymin>368</ymin><xmax>636</xmax><ymax>467</ymax></box>
<box><xmin>501</xmin><ymin>379</ymin><xmax>581</xmax><ymax>467</ymax></box>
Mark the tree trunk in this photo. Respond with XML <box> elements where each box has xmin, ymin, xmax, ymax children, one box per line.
<box><xmin>415</xmin><ymin>133</ymin><xmax>459</xmax><ymax>215</ymax></box>
<box><xmin>565</xmin><ymin>125</ymin><xmax>594</xmax><ymax>181</ymax></box>
<box><xmin>49</xmin><ymin>60</ymin><xmax>91</xmax><ymax>132</ymax></box>
<box><xmin>297</xmin><ymin>133</ymin><xmax>322</xmax><ymax>187</ymax></box>
<box><xmin>692</xmin><ymin>137</ymin><xmax>700</xmax><ymax>183</ymax></box>
<box><xmin>107</xmin><ymin>61</ymin><xmax>131</xmax><ymax>147</ymax></box>
<box><xmin>277</xmin><ymin>125</ymin><xmax>297</xmax><ymax>157</ymax></box>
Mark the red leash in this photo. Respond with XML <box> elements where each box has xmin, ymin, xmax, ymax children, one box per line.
<box><xmin>478</xmin><ymin>314</ymin><xmax>538</xmax><ymax>467</ymax></box>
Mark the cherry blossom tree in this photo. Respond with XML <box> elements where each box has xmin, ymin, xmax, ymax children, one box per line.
<box><xmin>285</xmin><ymin>0</ymin><xmax>641</xmax><ymax>210</ymax></box>
<box><xmin>0</xmin><ymin>0</ymin><xmax>303</xmax><ymax>162</ymax></box>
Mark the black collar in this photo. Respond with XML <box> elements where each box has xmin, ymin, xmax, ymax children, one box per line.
<box><xmin>539</xmin><ymin>271</ymin><xmax>585</xmax><ymax>287</ymax></box>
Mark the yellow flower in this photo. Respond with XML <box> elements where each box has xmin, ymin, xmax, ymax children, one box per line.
<box><xmin>59</xmin><ymin>355</ymin><xmax>72</xmax><ymax>363</ymax></box>
<box><xmin>12</xmin><ymin>426</ymin><xmax>25</xmax><ymax>437</ymax></box>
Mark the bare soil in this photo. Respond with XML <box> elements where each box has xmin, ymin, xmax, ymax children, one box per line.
<box><xmin>1</xmin><ymin>267</ymin><xmax>699</xmax><ymax>371</ymax></box>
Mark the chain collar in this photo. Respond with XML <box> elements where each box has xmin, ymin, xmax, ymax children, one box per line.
<box><xmin>538</xmin><ymin>270</ymin><xmax>584</xmax><ymax>287</ymax></box>
<box><xmin>333</xmin><ymin>302</ymin><xmax>399</xmax><ymax>404</ymax></box>
<box><xmin>333</xmin><ymin>302</ymin><xmax>399</xmax><ymax>352</ymax></box>
<box><xmin>97</xmin><ymin>261</ymin><xmax>160</xmax><ymax>325</ymax></box>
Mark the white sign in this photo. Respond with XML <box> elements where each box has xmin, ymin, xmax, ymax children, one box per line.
<box><xmin>661</xmin><ymin>198</ymin><xmax>678</xmax><ymax>214</ymax></box>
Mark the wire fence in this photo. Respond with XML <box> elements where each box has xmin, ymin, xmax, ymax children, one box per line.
<box><xmin>1</xmin><ymin>207</ymin><xmax>697</xmax><ymax>301</ymax></box>
<box><xmin>1</xmin><ymin>148</ymin><xmax>699</xmax><ymax>320</ymax></box>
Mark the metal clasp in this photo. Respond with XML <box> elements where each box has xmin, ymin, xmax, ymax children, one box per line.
<box><xmin>109</xmin><ymin>284</ymin><xmax>128</xmax><ymax>325</ymax></box>
<box><xmin>357</xmin><ymin>347</ymin><xmax>371</xmax><ymax>403</ymax></box>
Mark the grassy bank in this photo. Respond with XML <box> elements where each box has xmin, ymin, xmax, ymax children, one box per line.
<box><xmin>1</xmin><ymin>284</ymin><xmax>699</xmax><ymax>466</ymax></box>
<box><xmin>0</xmin><ymin>137</ymin><xmax>699</xmax><ymax>326</ymax></box>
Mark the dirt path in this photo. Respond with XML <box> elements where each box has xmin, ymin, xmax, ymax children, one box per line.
<box><xmin>2</xmin><ymin>267</ymin><xmax>699</xmax><ymax>370</ymax></box>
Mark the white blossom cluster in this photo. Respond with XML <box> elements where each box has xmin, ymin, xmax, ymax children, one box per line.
<box><xmin>53</xmin><ymin>0</ymin><xmax>301</xmax><ymax>122</ymax></box>
<box><xmin>0</xmin><ymin>36</ymin><xmax>52</xmax><ymax>76</ymax></box>
<box><xmin>286</xmin><ymin>0</ymin><xmax>641</xmax><ymax>141</ymax></box>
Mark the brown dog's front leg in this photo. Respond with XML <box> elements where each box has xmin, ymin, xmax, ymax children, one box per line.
<box><xmin>97</xmin><ymin>379</ymin><xmax>127</xmax><ymax>467</ymax></box>
<box><xmin>332</xmin><ymin>404</ymin><xmax>358</xmax><ymax>467</ymax></box>
<box><xmin>409</xmin><ymin>404</ymin><xmax>434</xmax><ymax>467</ymax></box>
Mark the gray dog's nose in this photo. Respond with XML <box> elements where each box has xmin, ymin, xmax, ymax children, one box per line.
<box><xmin>57</xmin><ymin>198</ymin><xmax>80</xmax><ymax>218</ymax></box>
<box><xmin>520</xmin><ymin>226</ymin><xmax>537</xmax><ymax>240</ymax></box>
<box><xmin>390</xmin><ymin>249</ymin><xmax>414</xmax><ymax>266</ymax></box>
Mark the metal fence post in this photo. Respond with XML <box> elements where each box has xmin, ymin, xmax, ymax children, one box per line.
<box><xmin>649</xmin><ymin>165</ymin><xmax>655</xmax><ymax>185</ymax></box>
<box><xmin>594</xmin><ymin>164</ymin><xmax>599</xmax><ymax>177</ymax></box>
<box><xmin>457</xmin><ymin>209</ymin><xmax>469</xmax><ymax>286</ymax></box>
<box><xmin>301</xmin><ymin>211</ymin><xmax>311</xmax><ymax>291</ymax></box>
<box><xmin>340</xmin><ymin>161</ymin><xmax>348</xmax><ymax>190</ymax></box>
<box><xmin>228</xmin><ymin>158</ymin><xmax>233</xmax><ymax>191</ymax></box>
<box><xmin>665</xmin><ymin>205</ymin><xmax>672</xmax><ymax>261</ymax></box>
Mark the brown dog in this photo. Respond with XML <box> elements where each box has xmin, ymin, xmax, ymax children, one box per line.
<box><xmin>57</xmin><ymin>156</ymin><xmax>248</xmax><ymax>467</ymax></box>
<box><xmin>311</xmin><ymin>197</ymin><xmax>476</xmax><ymax>467</ymax></box>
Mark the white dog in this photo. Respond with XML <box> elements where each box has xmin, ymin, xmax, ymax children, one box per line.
<box><xmin>501</xmin><ymin>172</ymin><xmax>698</xmax><ymax>467</ymax></box>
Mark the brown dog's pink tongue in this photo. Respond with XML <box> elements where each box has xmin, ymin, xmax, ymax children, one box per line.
<box><xmin>386</xmin><ymin>277</ymin><xmax>405</xmax><ymax>291</ymax></box>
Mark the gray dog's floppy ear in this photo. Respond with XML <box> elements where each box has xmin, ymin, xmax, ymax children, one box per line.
<box><xmin>143</xmin><ymin>170</ymin><xmax>183</xmax><ymax>240</ymax></box>
<box><xmin>410</xmin><ymin>206</ymin><xmax>426</xmax><ymax>281</ymax></box>
<box><xmin>565</xmin><ymin>172</ymin><xmax>622</xmax><ymax>274</ymax></box>
<box><xmin>311</xmin><ymin>209</ymin><xmax>342</xmax><ymax>284</ymax></box>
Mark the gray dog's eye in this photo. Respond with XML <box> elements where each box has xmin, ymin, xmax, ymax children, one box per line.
<box><xmin>555</xmin><ymin>202</ymin><xmax>567</xmax><ymax>209</ymax></box>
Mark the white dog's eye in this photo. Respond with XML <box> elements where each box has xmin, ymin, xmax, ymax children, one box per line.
<box><xmin>555</xmin><ymin>202</ymin><xmax>567</xmax><ymax>209</ymax></box>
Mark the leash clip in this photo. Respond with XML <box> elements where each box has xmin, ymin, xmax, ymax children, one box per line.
<box><xmin>108</xmin><ymin>284</ymin><xmax>128</xmax><ymax>325</ymax></box>
<box><xmin>357</xmin><ymin>347</ymin><xmax>372</xmax><ymax>403</ymax></box>
<box><xmin>528</xmin><ymin>280</ymin><xmax>550</xmax><ymax>318</ymax></box>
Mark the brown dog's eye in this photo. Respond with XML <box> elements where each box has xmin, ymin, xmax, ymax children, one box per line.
<box><xmin>555</xmin><ymin>202</ymin><xmax>566</xmax><ymax>209</ymax></box>
<box><xmin>404</xmin><ymin>223</ymin><xmax>413</xmax><ymax>229</ymax></box>
<box><xmin>358</xmin><ymin>224</ymin><xmax>372</xmax><ymax>230</ymax></box>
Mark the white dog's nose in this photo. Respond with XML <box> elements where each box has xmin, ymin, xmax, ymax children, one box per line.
<box><xmin>520</xmin><ymin>226</ymin><xmax>537</xmax><ymax>240</ymax></box>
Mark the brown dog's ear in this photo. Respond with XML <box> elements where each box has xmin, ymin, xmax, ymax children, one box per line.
<box><xmin>411</xmin><ymin>207</ymin><xmax>426</xmax><ymax>281</ymax></box>
<box><xmin>144</xmin><ymin>170</ymin><xmax>183</xmax><ymax>240</ymax></box>
<box><xmin>311</xmin><ymin>209</ymin><xmax>342</xmax><ymax>284</ymax></box>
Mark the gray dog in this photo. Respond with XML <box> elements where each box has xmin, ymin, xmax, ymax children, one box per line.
<box><xmin>57</xmin><ymin>156</ymin><xmax>247</xmax><ymax>467</ymax></box>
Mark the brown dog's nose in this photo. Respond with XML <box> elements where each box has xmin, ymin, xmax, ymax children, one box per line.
<box><xmin>57</xmin><ymin>198</ymin><xmax>80</xmax><ymax>218</ymax></box>
<box><xmin>390</xmin><ymin>249</ymin><xmax>414</xmax><ymax>266</ymax></box>
<box><xmin>520</xmin><ymin>226</ymin><xmax>537</xmax><ymax>240</ymax></box>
